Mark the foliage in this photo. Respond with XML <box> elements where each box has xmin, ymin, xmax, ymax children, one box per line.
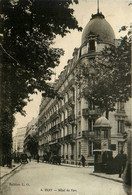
<box><xmin>76</xmin><ymin>30</ymin><xmax>131</xmax><ymax>118</ymax></box>
<box><xmin>0</xmin><ymin>0</ymin><xmax>82</xmax><ymax>161</ymax></box>
<box><xmin>26</xmin><ymin>134</ymin><xmax>38</xmax><ymax>156</ymax></box>
<box><xmin>0</xmin><ymin>0</ymin><xmax>82</xmax><ymax>115</ymax></box>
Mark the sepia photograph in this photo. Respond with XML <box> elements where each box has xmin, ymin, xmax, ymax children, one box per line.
<box><xmin>0</xmin><ymin>0</ymin><xmax>131</xmax><ymax>195</ymax></box>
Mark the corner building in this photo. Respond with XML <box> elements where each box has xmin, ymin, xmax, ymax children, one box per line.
<box><xmin>38</xmin><ymin>12</ymin><xmax>131</xmax><ymax>165</ymax></box>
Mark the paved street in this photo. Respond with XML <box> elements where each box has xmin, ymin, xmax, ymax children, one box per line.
<box><xmin>1</xmin><ymin>161</ymin><xmax>126</xmax><ymax>195</ymax></box>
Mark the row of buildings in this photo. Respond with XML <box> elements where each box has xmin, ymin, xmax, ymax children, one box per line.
<box><xmin>13</xmin><ymin>118</ymin><xmax>38</xmax><ymax>155</ymax></box>
<box><xmin>37</xmin><ymin>12</ymin><xmax>131</xmax><ymax>164</ymax></box>
<box><xmin>13</xmin><ymin>11</ymin><xmax>131</xmax><ymax>165</ymax></box>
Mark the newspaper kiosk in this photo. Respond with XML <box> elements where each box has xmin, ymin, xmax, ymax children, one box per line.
<box><xmin>93</xmin><ymin>149</ymin><xmax>113</xmax><ymax>173</ymax></box>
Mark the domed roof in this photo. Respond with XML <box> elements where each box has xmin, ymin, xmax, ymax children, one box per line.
<box><xmin>94</xmin><ymin>116</ymin><xmax>111</xmax><ymax>128</ymax></box>
<box><xmin>81</xmin><ymin>13</ymin><xmax>115</xmax><ymax>45</ymax></box>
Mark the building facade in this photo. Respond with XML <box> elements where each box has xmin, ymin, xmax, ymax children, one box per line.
<box><xmin>13</xmin><ymin>127</ymin><xmax>27</xmax><ymax>154</ymax></box>
<box><xmin>24</xmin><ymin>117</ymin><xmax>38</xmax><ymax>155</ymax></box>
<box><xmin>38</xmin><ymin>12</ymin><xmax>131</xmax><ymax>165</ymax></box>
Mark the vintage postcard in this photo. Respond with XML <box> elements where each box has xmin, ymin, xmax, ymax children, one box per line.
<box><xmin>0</xmin><ymin>0</ymin><xmax>131</xmax><ymax>195</ymax></box>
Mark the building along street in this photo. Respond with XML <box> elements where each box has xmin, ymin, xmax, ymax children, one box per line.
<box><xmin>0</xmin><ymin>161</ymin><xmax>126</xmax><ymax>195</ymax></box>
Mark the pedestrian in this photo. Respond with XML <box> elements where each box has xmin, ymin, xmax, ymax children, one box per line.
<box><xmin>37</xmin><ymin>154</ymin><xmax>39</xmax><ymax>163</ymax></box>
<box><xmin>123</xmin><ymin>133</ymin><xmax>131</xmax><ymax>195</ymax></box>
<box><xmin>81</xmin><ymin>155</ymin><xmax>86</xmax><ymax>167</ymax></box>
<box><xmin>115</xmin><ymin>150</ymin><xmax>127</xmax><ymax>178</ymax></box>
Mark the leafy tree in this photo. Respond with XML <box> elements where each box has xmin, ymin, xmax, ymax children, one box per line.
<box><xmin>76</xmin><ymin>29</ymin><xmax>131</xmax><ymax>119</ymax></box>
<box><xmin>0</xmin><ymin>0</ymin><xmax>82</xmax><ymax>163</ymax></box>
<box><xmin>26</xmin><ymin>134</ymin><xmax>38</xmax><ymax>157</ymax></box>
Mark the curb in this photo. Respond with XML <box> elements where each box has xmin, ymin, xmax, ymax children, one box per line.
<box><xmin>61</xmin><ymin>163</ymin><xmax>92</xmax><ymax>168</ymax></box>
<box><xmin>90</xmin><ymin>173</ymin><xmax>123</xmax><ymax>183</ymax></box>
<box><xmin>0</xmin><ymin>164</ymin><xmax>21</xmax><ymax>181</ymax></box>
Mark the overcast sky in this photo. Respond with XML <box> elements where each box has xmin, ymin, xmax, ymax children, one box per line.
<box><xmin>13</xmin><ymin>0</ymin><xmax>131</xmax><ymax>136</ymax></box>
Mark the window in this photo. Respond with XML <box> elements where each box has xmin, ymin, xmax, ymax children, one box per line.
<box><xmin>117</xmin><ymin>102</ymin><xmax>125</xmax><ymax>112</ymax></box>
<box><xmin>118</xmin><ymin>142</ymin><xmax>124</xmax><ymax>154</ymax></box>
<box><xmin>72</xmin><ymin>125</ymin><xmax>74</xmax><ymax>134</ymax></box>
<box><xmin>89</xmin><ymin>40</ymin><xmax>95</xmax><ymax>51</ymax></box>
<box><xmin>89</xmin><ymin>102</ymin><xmax>95</xmax><ymax>110</ymax></box>
<box><xmin>78</xmin><ymin>121</ymin><xmax>81</xmax><ymax>131</ymax></box>
<box><xmin>95</xmin><ymin>130</ymin><xmax>100</xmax><ymax>138</ymax></box>
<box><xmin>79</xmin><ymin>142</ymin><xmax>81</xmax><ymax>157</ymax></box>
<box><xmin>72</xmin><ymin>88</ymin><xmax>75</xmax><ymax>101</ymax></box>
<box><xmin>111</xmin><ymin>144</ymin><xmax>116</xmax><ymax>151</ymax></box>
<box><xmin>88</xmin><ymin>119</ymin><xmax>95</xmax><ymax>131</ymax></box>
<box><xmin>104</xmin><ymin>130</ymin><xmax>108</xmax><ymax>138</ymax></box>
<box><xmin>118</xmin><ymin>120</ymin><xmax>125</xmax><ymax>134</ymax></box>
<box><xmin>67</xmin><ymin>144</ymin><xmax>68</xmax><ymax>157</ymax></box>
<box><xmin>88</xmin><ymin>142</ymin><xmax>93</xmax><ymax>156</ymax></box>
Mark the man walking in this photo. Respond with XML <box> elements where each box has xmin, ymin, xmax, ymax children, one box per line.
<box><xmin>81</xmin><ymin>155</ymin><xmax>86</xmax><ymax>167</ymax></box>
<box><xmin>37</xmin><ymin>154</ymin><xmax>39</xmax><ymax>163</ymax></box>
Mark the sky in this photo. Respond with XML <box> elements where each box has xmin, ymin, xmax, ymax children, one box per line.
<box><xmin>13</xmin><ymin>0</ymin><xmax>132</xmax><ymax>136</ymax></box>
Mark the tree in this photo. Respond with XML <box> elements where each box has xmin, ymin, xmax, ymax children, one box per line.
<box><xmin>26</xmin><ymin>134</ymin><xmax>38</xmax><ymax>157</ymax></box>
<box><xmin>76</xmin><ymin>29</ymin><xmax>131</xmax><ymax>119</ymax></box>
<box><xmin>0</xmin><ymin>0</ymin><xmax>82</xmax><ymax>164</ymax></box>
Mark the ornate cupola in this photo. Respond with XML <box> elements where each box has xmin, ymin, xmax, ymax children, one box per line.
<box><xmin>79</xmin><ymin>1</ymin><xmax>115</xmax><ymax>58</ymax></box>
<box><xmin>81</xmin><ymin>12</ymin><xmax>115</xmax><ymax>46</ymax></box>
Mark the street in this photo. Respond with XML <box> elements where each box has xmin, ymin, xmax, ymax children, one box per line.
<box><xmin>1</xmin><ymin>161</ymin><xmax>126</xmax><ymax>195</ymax></box>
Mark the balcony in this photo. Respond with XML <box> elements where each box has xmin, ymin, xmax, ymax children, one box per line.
<box><xmin>82</xmin><ymin>108</ymin><xmax>101</xmax><ymax>118</ymax></box>
<box><xmin>58</xmin><ymin>123</ymin><xmax>61</xmax><ymax>129</ymax></box>
<box><xmin>82</xmin><ymin>130</ymin><xmax>94</xmax><ymax>140</ymax></box>
<box><xmin>61</xmin><ymin>121</ymin><xmax>64</xmax><ymax>127</ymax></box>
<box><xmin>68</xmin><ymin>96</ymin><xmax>75</xmax><ymax>107</ymax></box>
<box><xmin>115</xmin><ymin>109</ymin><xmax>127</xmax><ymax>120</ymax></box>
<box><xmin>68</xmin><ymin>114</ymin><xmax>75</xmax><ymax>124</ymax></box>
<box><xmin>49</xmin><ymin>125</ymin><xmax>59</xmax><ymax>134</ymax></box>
<box><xmin>64</xmin><ymin>118</ymin><xmax>69</xmax><ymax>125</ymax></box>
<box><xmin>58</xmin><ymin>138</ymin><xmax>62</xmax><ymax>143</ymax></box>
<box><xmin>61</xmin><ymin>137</ymin><xmax>64</xmax><ymax>142</ymax></box>
<box><xmin>49</xmin><ymin>139</ymin><xmax>57</xmax><ymax>145</ymax></box>
<box><xmin>50</xmin><ymin>111</ymin><xmax>59</xmax><ymax>121</ymax></box>
<box><xmin>64</xmin><ymin>133</ymin><xmax>76</xmax><ymax>143</ymax></box>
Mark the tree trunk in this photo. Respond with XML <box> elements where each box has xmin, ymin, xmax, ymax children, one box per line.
<box><xmin>105</xmin><ymin>109</ymin><xmax>109</xmax><ymax>119</ymax></box>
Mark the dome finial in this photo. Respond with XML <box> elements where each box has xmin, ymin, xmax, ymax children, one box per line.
<box><xmin>97</xmin><ymin>0</ymin><xmax>99</xmax><ymax>14</ymax></box>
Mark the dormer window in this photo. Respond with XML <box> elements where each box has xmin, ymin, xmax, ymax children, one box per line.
<box><xmin>89</xmin><ymin>40</ymin><xmax>95</xmax><ymax>52</ymax></box>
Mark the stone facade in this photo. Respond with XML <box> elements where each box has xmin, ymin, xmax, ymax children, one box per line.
<box><xmin>38</xmin><ymin>12</ymin><xmax>131</xmax><ymax>165</ymax></box>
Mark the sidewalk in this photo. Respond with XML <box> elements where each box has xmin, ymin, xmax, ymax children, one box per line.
<box><xmin>0</xmin><ymin>163</ymin><xmax>21</xmax><ymax>185</ymax></box>
<box><xmin>91</xmin><ymin>172</ymin><xmax>123</xmax><ymax>183</ymax></box>
<box><xmin>61</xmin><ymin>163</ymin><xmax>123</xmax><ymax>183</ymax></box>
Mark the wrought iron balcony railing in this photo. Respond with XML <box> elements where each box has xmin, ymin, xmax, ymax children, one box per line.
<box><xmin>82</xmin><ymin>108</ymin><xmax>101</xmax><ymax>118</ymax></box>
<box><xmin>82</xmin><ymin>130</ymin><xmax>94</xmax><ymax>139</ymax></box>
